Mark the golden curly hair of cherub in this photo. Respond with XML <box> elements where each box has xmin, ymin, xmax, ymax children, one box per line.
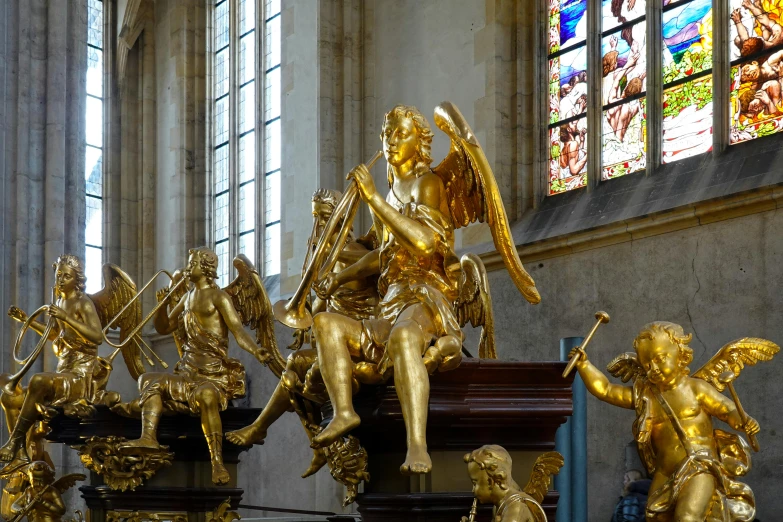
<box><xmin>188</xmin><ymin>246</ymin><xmax>219</xmax><ymax>284</ymax></box>
<box><xmin>53</xmin><ymin>254</ymin><xmax>87</xmax><ymax>292</ymax></box>
<box><xmin>381</xmin><ymin>105</ymin><xmax>434</xmax><ymax>187</ymax></box>
<box><xmin>25</xmin><ymin>461</ymin><xmax>55</xmax><ymax>483</ymax></box>
<box><xmin>633</xmin><ymin>321</ymin><xmax>694</xmax><ymax>372</ymax></box>
<box><xmin>463</xmin><ymin>445</ymin><xmax>513</xmax><ymax>490</ymax></box>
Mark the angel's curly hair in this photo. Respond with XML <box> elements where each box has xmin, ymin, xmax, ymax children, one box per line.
<box><xmin>53</xmin><ymin>254</ymin><xmax>87</xmax><ymax>292</ymax></box>
<box><xmin>312</xmin><ymin>188</ymin><xmax>342</xmax><ymax>212</ymax></box>
<box><xmin>633</xmin><ymin>321</ymin><xmax>694</xmax><ymax>372</ymax></box>
<box><xmin>26</xmin><ymin>460</ymin><xmax>56</xmax><ymax>483</ymax></box>
<box><xmin>463</xmin><ymin>445</ymin><xmax>513</xmax><ymax>490</ymax></box>
<box><xmin>381</xmin><ymin>105</ymin><xmax>434</xmax><ymax>187</ymax></box>
<box><xmin>188</xmin><ymin>246</ymin><xmax>219</xmax><ymax>287</ymax></box>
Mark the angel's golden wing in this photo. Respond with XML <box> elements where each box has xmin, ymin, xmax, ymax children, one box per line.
<box><xmin>432</xmin><ymin>102</ymin><xmax>540</xmax><ymax>305</ymax></box>
<box><xmin>607</xmin><ymin>352</ymin><xmax>646</xmax><ymax>383</ymax></box>
<box><xmin>52</xmin><ymin>473</ymin><xmax>86</xmax><ymax>493</ymax></box>
<box><xmin>88</xmin><ymin>264</ymin><xmax>146</xmax><ymax>380</ymax></box>
<box><xmin>693</xmin><ymin>337</ymin><xmax>779</xmax><ymax>391</ymax></box>
<box><xmin>224</xmin><ymin>254</ymin><xmax>285</xmax><ymax>377</ymax></box>
<box><xmin>522</xmin><ymin>451</ymin><xmax>564</xmax><ymax>504</ymax></box>
<box><xmin>454</xmin><ymin>253</ymin><xmax>495</xmax><ymax>359</ymax></box>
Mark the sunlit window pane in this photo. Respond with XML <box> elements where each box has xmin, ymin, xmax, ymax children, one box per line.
<box><xmin>240</xmin><ymin>0</ymin><xmax>256</xmax><ymax>34</ymax></box>
<box><xmin>87</xmin><ymin>48</ymin><xmax>103</xmax><ymax>97</ymax></box>
<box><xmin>240</xmin><ymin>82</ymin><xmax>255</xmax><ymax>133</ymax></box>
<box><xmin>88</xmin><ymin>0</ymin><xmax>103</xmax><ymax>48</ymax></box>
<box><xmin>239</xmin><ymin>133</ymin><xmax>255</xmax><ymax>183</ymax></box>
<box><xmin>215</xmin><ymin>96</ymin><xmax>229</xmax><ymax>145</ymax></box>
<box><xmin>215</xmin><ymin>240</ymin><xmax>229</xmax><ymax>288</ymax></box>
<box><xmin>264</xmin><ymin>67</ymin><xmax>280</xmax><ymax>121</ymax></box>
<box><xmin>215</xmin><ymin>1</ymin><xmax>230</xmax><ymax>50</ymax></box>
<box><xmin>265</xmin><ymin>16</ymin><xmax>281</xmax><ymax>70</ymax></box>
<box><xmin>264</xmin><ymin>118</ymin><xmax>281</xmax><ymax>172</ymax></box>
<box><xmin>86</xmin><ymin>96</ymin><xmax>103</xmax><ymax>147</ymax></box>
<box><xmin>86</xmin><ymin>146</ymin><xmax>102</xmax><ymax>197</ymax></box>
<box><xmin>265</xmin><ymin>171</ymin><xmax>280</xmax><ymax>223</ymax></box>
<box><xmin>266</xmin><ymin>0</ymin><xmax>281</xmax><ymax>18</ymax></box>
<box><xmin>264</xmin><ymin>223</ymin><xmax>280</xmax><ymax>275</ymax></box>
<box><xmin>239</xmin><ymin>233</ymin><xmax>255</xmax><ymax>266</ymax></box>
<box><xmin>239</xmin><ymin>181</ymin><xmax>255</xmax><ymax>233</ymax></box>
<box><xmin>85</xmin><ymin>246</ymin><xmax>102</xmax><ymax>294</ymax></box>
<box><xmin>215</xmin><ymin>192</ymin><xmax>229</xmax><ymax>241</ymax></box>
<box><xmin>86</xmin><ymin>196</ymin><xmax>103</xmax><ymax>247</ymax></box>
<box><xmin>215</xmin><ymin>48</ymin><xmax>229</xmax><ymax>98</ymax></box>
<box><xmin>215</xmin><ymin>144</ymin><xmax>229</xmax><ymax>193</ymax></box>
<box><xmin>240</xmin><ymin>34</ymin><xmax>255</xmax><ymax>84</ymax></box>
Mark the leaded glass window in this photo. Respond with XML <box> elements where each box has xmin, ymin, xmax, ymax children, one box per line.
<box><xmin>86</xmin><ymin>0</ymin><xmax>103</xmax><ymax>293</ymax></box>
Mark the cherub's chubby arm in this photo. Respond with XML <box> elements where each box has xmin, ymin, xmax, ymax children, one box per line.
<box><xmin>154</xmin><ymin>295</ymin><xmax>186</xmax><ymax>335</ymax></box>
<box><xmin>569</xmin><ymin>348</ymin><xmax>634</xmax><ymax>409</ymax></box>
<box><xmin>692</xmin><ymin>378</ymin><xmax>760</xmax><ymax>435</ymax></box>
<box><xmin>215</xmin><ymin>291</ymin><xmax>270</xmax><ymax>365</ymax></box>
<box><xmin>40</xmin><ymin>489</ymin><xmax>66</xmax><ymax>517</ymax></box>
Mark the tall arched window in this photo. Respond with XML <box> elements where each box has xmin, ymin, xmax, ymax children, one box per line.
<box><xmin>85</xmin><ymin>0</ymin><xmax>104</xmax><ymax>292</ymax></box>
<box><xmin>212</xmin><ymin>0</ymin><xmax>281</xmax><ymax>287</ymax></box>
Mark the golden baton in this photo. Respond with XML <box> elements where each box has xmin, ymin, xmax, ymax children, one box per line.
<box><xmin>562</xmin><ymin>311</ymin><xmax>610</xmax><ymax>378</ymax></box>
<box><xmin>719</xmin><ymin>370</ymin><xmax>759</xmax><ymax>452</ymax></box>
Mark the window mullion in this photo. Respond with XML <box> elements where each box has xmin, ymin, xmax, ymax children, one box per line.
<box><xmin>647</xmin><ymin>0</ymin><xmax>663</xmax><ymax>174</ymax></box>
<box><xmin>255</xmin><ymin>0</ymin><xmax>263</xmax><ymax>268</ymax></box>
<box><xmin>586</xmin><ymin>0</ymin><xmax>602</xmax><ymax>190</ymax></box>
<box><xmin>712</xmin><ymin>0</ymin><xmax>729</xmax><ymax>154</ymax></box>
<box><xmin>229</xmin><ymin>0</ymin><xmax>240</xmax><ymax>264</ymax></box>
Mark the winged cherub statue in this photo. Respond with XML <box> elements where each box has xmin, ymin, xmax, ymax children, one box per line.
<box><xmin>115</xmin><ymin>247</ymin><xmax>270</xmax><ymax>485</ymax></box>
<box><xmin>8</xmin><ymin>461</ymin><xmax>84</xmax><ymax>522</ymax></box>
<box><xmin>463</xmin><ymin>446</ymin><xmax>563</xmax><ymax>522</ymax></box>
<box><xmin>569</xmin><ymin>321</ymin><xmax>779</xmax><ymax>521</ymax></box>
<box><xmin>0</xmin><ymin>256</ymin><xmax>141</xmax><ymax>473</ymax></box>
<box><xmin>309</xmin><ymin>102</ymin><xmax>541</xmax><ymax>474</ymax></box>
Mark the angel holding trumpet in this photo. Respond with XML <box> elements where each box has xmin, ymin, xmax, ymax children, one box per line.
<box><xmin>568</xmin><ymin>320</ymin><xmax>778</xmax><ymax>521</ymax></box>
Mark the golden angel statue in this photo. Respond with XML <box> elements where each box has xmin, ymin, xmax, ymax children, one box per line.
<box><xmin>113</xmin><ymin>247</ymin><xmax>271</xmax><ymax>485</ymax></box>
<box><xmin>0</xmin><ymin>255</ymin><xmax>142</xmax><ymax>473</ymax></box>
<box><xmin>8</xmin><ymin>461</ymin><xmax>84</xmax><ymax>522</ymax></box>
<box><xmin>569</xmin><ymin>321</ymin><xmax>779</xmax><ymax>521</ymax></box>
<box><xmin>462</xmin><ymin>446</ymin><xmax>562</xmax><ymax>522</ymax></box>
<box><xmin>304</xmin><ymin>102</ymin><xmax>541</xmax><ymax>474</ymax></box>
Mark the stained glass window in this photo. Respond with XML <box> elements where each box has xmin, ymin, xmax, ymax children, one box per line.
<box><xmin>729</xmin><ymin>0</ymin><xmax>783</xmax><ymax>144</ymax></box>
<box><xmin>548</xmin><ymin>0</ymin><xmax>589</xmax><ymax>194</ymax></box>
<box><xmin>601</xmin><ymin>0</ymin><xmax>647</xmax><ymax>179</ymax></box>
<box><xmin>85</xmin><ymin>0</ymin><xmax>103</xmax><ymax>293</ymax></box>
<box><xmin>661</xmin><ymin>0</ymin><xmax>713</xmax><ymax>163</ymax></box>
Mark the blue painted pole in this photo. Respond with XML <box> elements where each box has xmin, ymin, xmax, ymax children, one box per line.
<box><xmin>555</xmin><ymin>337</ymin><xmax>581</xmax><ymax>522</ymax></box>
<box><xmin>570</xmin><ymin>340</ymin><xmax>588</xmax><ymax>522</ymax></box>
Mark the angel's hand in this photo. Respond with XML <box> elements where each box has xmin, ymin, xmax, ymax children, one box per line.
<box><xmin>254</xmin><ymin>347</ymin><xmax>272</xmax><ymax>366</ymax></box>
<box><xmin>568</xmin><ymin>346</ymin><xmax>588</xmax><ymax>365</ymax></box>
<box><xmin>347</xmin><ymin>164</ymin><xmax>377</xmax><ymax>202</ymax></box>
<box><xmin>743</xmin><ymin>416</ymin><xmax>760</xmax><ymax>435</ymax></box>
<box><xmin>316</xmin><ymin>273</ymin><xmax>340</xmax><ymax>300</ymax></box>
<box><xmin>7</xmin><ymin>306</ymin><xmax>27</xmax><ymax>323</ymax></box>
<box><xmin>155</xmin><ymin>287</ymin><xmax>170</xmax><ymax>303</ymax></box>
<box><xmin>47</xmin><ymin>304</ymin><xmax>67</xmax><ymax>321</ymax></box>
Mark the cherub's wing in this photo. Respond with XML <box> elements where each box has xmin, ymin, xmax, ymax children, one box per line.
<box><xmin>88</xmin><ymin>264</ymin><xmax>146</xmax><ymax>380</ymax></box>
<box><xmin>522</xmin><ymin>451</ymin><xmax>564</xmax><ymax>504</ymax></box>
<box><xmin>432</xmin><ymin>102</ymin><xmax>540</xmax><ymax>305</ymax></box>
<box><xmin>693</xmin><ymin>338</ymin><xmax>780</xmax><ymax>391</ymax></box>
<box><xmin>52</xmin><ymin>473</ymin><xmax>86</xmax><ymax>493</ymax></box>
<box><xmin>223</xmin><ymin>254</ymin><xmax>285</xmax><ymax>377</ymax></box>
<box><xmin>454</xmin><ymin>253</ymin><xmax>495</xmax><ymax>359</ymax></box>
<box><xmin>607</xmin><ymin>352</ymin><xmax>646</xmax><ymax>383</ymax></box>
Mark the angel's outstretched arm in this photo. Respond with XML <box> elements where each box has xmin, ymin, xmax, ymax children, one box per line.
<box><xmin>572</xmin><ymin>350</ymin><xmax>634</xmax><ymax>409</ymax></box>
<box><xmin>215</xmin><ymin>292</ymin><xmax>266</xmax><ymax>360</ymax></box>
<box><xmin>693</xmin><ymin>378</ymin><xmax>754</xmax><ymax>431</ymax></box>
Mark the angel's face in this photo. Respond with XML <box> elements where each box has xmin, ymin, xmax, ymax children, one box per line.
<box><xmin>312</xmin><ymin>201</ymin><xmax>333</xmax><ymax>235</ymax></box>
<box><xmin>636</xmin><ymin>332</ymin><xmax>680</xmax><ymax>385</ymax></box>
<box><xmin>187</xmin><ymin>252</ymin><xmax>203</xmax><ymax>280</ymax></box>
<box><xmin>55</xmin><ymin>264</ymin><xmax>78</xmax><ymax>296</ymax></box>
<box><xmin>382</xmin><ymin>115</ymin><xmax>418</xmax><ymax>167</ymax></box>
<box><xmin>467</xmin><ymin>461</ymin><xmax>493</xmax><ymax>503</ymax></box>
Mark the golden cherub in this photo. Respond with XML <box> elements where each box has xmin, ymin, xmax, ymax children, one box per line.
<box><xmin>307</xmin><ymin>102</ymin><xmax>540</xmax><ymax>474</ymax></box>
<box><xmin>569</xmin><ymin>321</ymin><xmax>778</xmax><ymax>521</ymax></box>
<box><xmin>8</xmin><ymin>461</ymin><xmax>84</xmax><ymax>522</ymax></box>
<box><xmin>115</xmin><ymin>247</ymin><xmax>272</xmax><ymax>486</ymax></box>
<box><xmin>0</xmin><ymin>256</ymin><xmax>141</xmax><ymax>473</ymax></box>
<box><xmin>463</xmin><ymin>446</ymin><xmax>563</xmax><ymax>522</ymax></box>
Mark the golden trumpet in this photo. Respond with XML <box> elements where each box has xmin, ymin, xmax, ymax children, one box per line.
<box><xmin>273</xmin><ymin>151</ymin><xmax>383</xmax><ymax>330</ymax></box>
<box><xmin>467</xmin><ymin>498</ymin><xmax>478</xmax><ymax>522</ymax></box>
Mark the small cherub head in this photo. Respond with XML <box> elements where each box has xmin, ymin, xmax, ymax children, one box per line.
<box><xmin>381</xmin><ymin>105</ymin><xmax>434</xmax><ymax>185</ymax></box>
<box><xmin>187</xmin><ymin>246</ymin><xmax>219</xmax><ymax>286</ymax></box>
<box><xmin>53</xmin><ymin>254</ymin><xmax>87</xmax><ymax>295</ymax></box>
<box><xmin>633</xmin><ymin>321</ymin><xmax>693</xmax><ymax>386</ymax></box>
<box><xmin>464</xmin><ymin>445</ymin><xmax>514</xmax><ymax>504</ymax></box>
<box><xmin>25</xmin><ymin>460</ymin><xmax>55</xmax><ymax>487</ymax></box>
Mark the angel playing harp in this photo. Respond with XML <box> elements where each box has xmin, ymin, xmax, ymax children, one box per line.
<box><xmin>463</xmin><ymin>446</ymin><xmax>563</xmax><ymax>522</ymax></box>
<box><xmin>569</xmin><ymin>321</ymin><xmax>779</xmax><ymax>521</ymax></box>
<box><xmin>311</xmin><ymin>102</ymin><xmax>541</xmax><ymax>474</ymax></box>
<box><xmin>0</xmin><ymin>255</ymin><xmax>142</xmax><ymax>473</ymax></box>
<box><xmin>9</xmin><ymin>461</ymin><xmax>84</xmax><ymax>522</ymax></box>
<box><xmin>115</xmin><ymin>247</ymin><xmax>270</xmax><ymax>486</ymax></box>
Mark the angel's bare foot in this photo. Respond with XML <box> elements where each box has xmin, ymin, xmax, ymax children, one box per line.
<box><xmin>212</xmin><ymin>462</ymin><xmax>230</xmax><ymax>485</ymax></box>
<box><xmin>311</xmin><ymin>413</ymin><xmax>360</xmax><ymax>449</ymax></box>
<box><xmin>0</xmin><ymin>439</ymin><xmax>19</xmax><ymax>462</ymax></box>
<box><xmin>400</xmin><ymin>445</ymin><xmax>432</xmax><ymax>475</ymax></box>
<box><xmin>225</xmin><ymin>424</ymin><xmax>267</xmax><ymax>447</ymax></box>
<box><xmin>120</xmin><ymin>435</ymin><xmax>160</xmax><ymax>452</ymax></box>
<box><xmin>302</xmin><ymin>449</ymin><xmax>327</xmax><ymax>478</ymax></box>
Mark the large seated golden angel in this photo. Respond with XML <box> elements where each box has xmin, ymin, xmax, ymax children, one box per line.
<box><xmin>305</xmin><ymin>102</ymin><xmax>540</xmax><ymax>474</ymax></box>
<box><xmin>569</xmin><ymin>321</ymin><xmax>779</xmax><ymax>521</ymax></box>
